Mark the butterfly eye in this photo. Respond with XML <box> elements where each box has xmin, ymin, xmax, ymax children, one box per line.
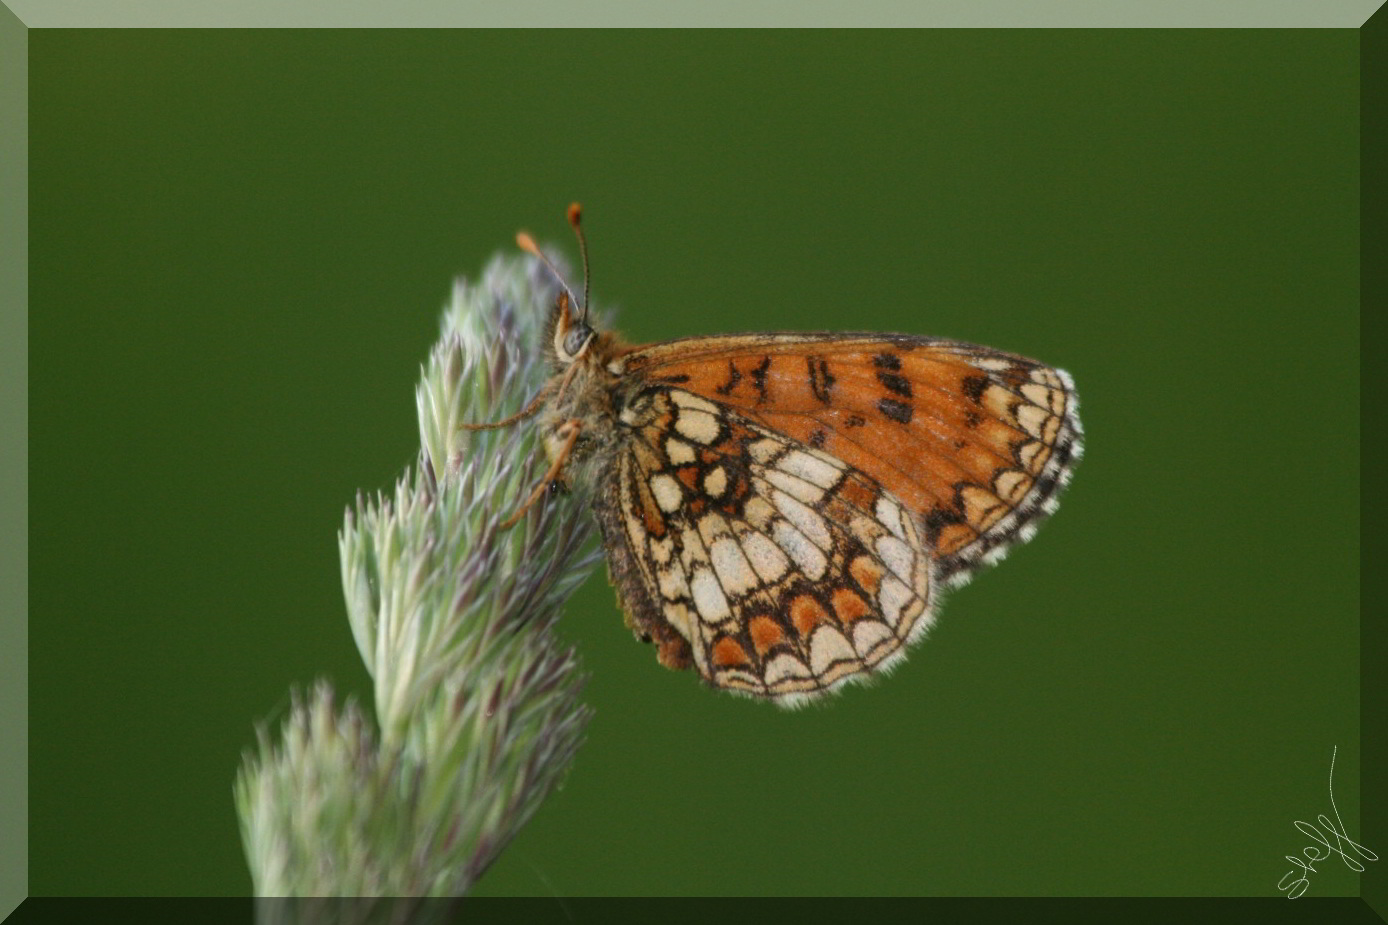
<box><xmin>562</xmin><ymin>324</ymin><xmax>594</xmax><ymax>361</ymax></box>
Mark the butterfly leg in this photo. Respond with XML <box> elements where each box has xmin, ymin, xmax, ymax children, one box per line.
<box><xmin>499</xmin><ymin>418</ymin><xmax>582</xmax><ymax>529</ymax></box>
<box><xmin>459</xmin><ymin>387</ymin><xmax>550</xmax><ymax>431</ymax></box>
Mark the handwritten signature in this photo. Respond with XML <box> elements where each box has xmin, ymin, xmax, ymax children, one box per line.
<box><xmin>1278</xmin><ymin>746</ymin><xmax>1378</xmax><ymax>898</ymax></box>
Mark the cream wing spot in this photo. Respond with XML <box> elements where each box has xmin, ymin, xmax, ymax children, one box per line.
<box><xmin>669</xmin><ymin>389</ymin><xmax>721</xmax><ymax>415</ymax></box>
<box><xmin>674</xmin><ymin>409</ymin><xmax>720</xmax><ymax>444</ymax></box>
<box><xmin>875</xmin><ymin>495</ymin><xmax>906</xmax><ymax>540</ymax></box>
<box><xmin>650</xmin><ymin>473</ymin><xmax>683</xmax><ymax>513</ymax></box>
<box><xmin>772</xmin><ymin>518</ymin><xmax>829</xmax><ymax>581</ymax></box>
<box><xmin>715</xmin><ymin>668</ymin><xmax>763</xmax><ymax>692</ymax></box>
<box><xmin>806</xmin><ymin>446</ymin><xmax>848</xmax><ymax>470</ymax></box>
<box><xmin>764</xmin><ymin>653</ymin><xmax>813</xmax><ymax>685</ymax></box>
<box><xmin>748</xmin><ymin>438</ymin><xmax>783</xmax><ymax>465</ymax></box>
<box><xmin>689</xmin><ymin>566</ymin><xmax>731</xmax><ymax>623</ymax></box>
<box><xmin>809</xmin><ymin>625</ymin><xmax>858</xmax><ymax>675</ymax></box>
<box><xmin>665</xmin><ymin>437</ymin><xmax>696</xmax><ymax>465</ymax></box>
<box><xmin>703</xmin><ymin>466</ymin><xmax>728</xmax><ymax>498</ymax></box>
<box><xmin>982</xmin><ymin>384</ymin><xmax>1018</xmax><ymax>421</ymax></box>
<box><xmin>1020</xmin><ymin>381</ymin><xmax>1064</xmax><ymax>414</ymax></box>
<box><xmin>994</xmin><ymin>469</ymin><xmax>1032</xmax><ymax>505</ymax></box>
<box><xmin>661</xmin><ymin>601</ymin><xmax>694</xmax><ymax>643</ymax></box>
<box><xmin>709</xmin><ymin>536</ymin><xmax>759</xmax><ymax>596</ymax></box>
<box><xmin>1015</xmin><ymin>403</ymin><xmax>1051</xmax><ymax>439</ymax></box>
<box><xmin>679</xmin><ymin>526</ymin><xmax>708</xmax><ymax>565</ymax></box>
<box><xmin>879</xmin><ymin>575</ymin><xmax>914</xmax><ymax>631</ymax></box>
<box><xmin>762</xmin><ymin>467</ymin><xmax>825</xmax><ymax>505</ymax></box>
<box><xmin>743</xmin><ymin>496</ymin><xmax>777</xmax><ymax>530</ymax></box>
<box><xmin>779</xmin><ymin>450</ymin><xmax>842</xmax><ymax>489</ymax></box>
<box><xmin>1018</xmin><ymin>382</ymin><xmax>1048</xmax><ymax>408</ymax></box>
<box><xmin>657</xmin><ymin>564</ymin><xmax>689</xmax><ymax>602</ymax></box>
<box><xmin>852</xmin><ymin>620</ymin><xmax>895</xmax><ymax>660</ymax></box>
<box><xmin>737</xmin><ymin>528</ymin><xmax>792</xmax><ymax>583</ymax></box>
<box><xmin>767</xmin><ymin>486</ymin><xmax>832</xmax><ymax>551</ymax></box>
<box><xmin>875</xmin><ymin>534</ymin><xmax>916</xmax><ymax>584</ymax></box>
<box><xmin>696</xmin><ymin>512</ymin><xmax>732</xmax><ymax>544</ymax></box>
<box><xmin>898</xmin><ymin>597</ymin><xmax>929</xmax><ymax>639</ymax></box>
<box><xmin>974</xmin><ymin>356</ymin><xmax>1014</xmax><ymax>373</ymax></box>
<box><xmin>1018</xmin><ymin>440</ymin><xmax>1050</xmax><ymax>473</ymax></box>
<box><xmin>847</xmin><ymin>513</ymin><xmax>885</xmax><ymax>551</ymax></box>
<box><xmin>649</xmin><ymin>535</ymin><xmax>674</xmax><ymax>566</ymax></box>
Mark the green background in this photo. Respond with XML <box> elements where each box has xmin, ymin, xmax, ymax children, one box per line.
<box><xmin>28</xmin><ymin>30</ymin><xmax>1360</xmax><ymax>896</ymax></box>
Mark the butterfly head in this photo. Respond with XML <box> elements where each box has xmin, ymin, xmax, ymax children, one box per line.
<box><xmin>551</xmin><ymin>289</ymin><xmax>597</xmax><ymax>365</ymax></box>
<box><xmin>520</xmin><ymin>203</ymin><xmax>611</xmax><ymax>369</ymax></box>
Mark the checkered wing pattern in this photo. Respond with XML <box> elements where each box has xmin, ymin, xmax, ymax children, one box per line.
<box><xmin>594</xmin><ymin>334</ymin><xmax>1082</xmax><ymax>704</ymax></box>
<box><xmin>596</xmin><ymin>388</ymin><xmax>932</xmax><ymax>705</ymax></box>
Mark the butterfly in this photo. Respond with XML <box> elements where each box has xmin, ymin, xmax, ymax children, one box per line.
<box><xmin>471</xmin><ymin>204</ymin><xmax>1083</xmax><ymax>707</ymax></box>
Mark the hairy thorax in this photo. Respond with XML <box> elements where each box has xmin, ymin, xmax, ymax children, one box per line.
<box><xmin>539</xmin><ymin>334</ymin><xmax>641</xmax><ymax>491</ymax></box>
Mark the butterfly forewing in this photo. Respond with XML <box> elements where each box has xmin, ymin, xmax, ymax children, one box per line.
<box><xmin>615</xmin><ymin>333</ymin><xmax>1083</xmax><ymax>588</ymax></box>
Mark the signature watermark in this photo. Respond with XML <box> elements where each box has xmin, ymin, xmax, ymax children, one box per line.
<box><xmin>1277</xmin><ymin>746</ymin><xmax>1377</xmax><ymax>898</ymax></box>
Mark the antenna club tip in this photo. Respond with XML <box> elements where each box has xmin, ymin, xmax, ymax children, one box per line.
<box><xmin>515</xmin><ymin>231</ymin><xmax>540</xmax><ymax>255</ymax></box>
<box><xmin>566</xmin><ymin>202</ymin><xmax>583</xmax><ymax>226</ymax></box>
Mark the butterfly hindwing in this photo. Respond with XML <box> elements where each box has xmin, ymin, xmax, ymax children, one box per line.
<box><xmin>593</xmin><ymin>386</ymin><xmax>935</xmax><ymax>704</ymax></box>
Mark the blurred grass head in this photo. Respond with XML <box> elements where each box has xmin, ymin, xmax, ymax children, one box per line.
<box><xmin>236</xmin><ymin>252</ymin><xmax>603</xmax><ymax>902</ymax></box>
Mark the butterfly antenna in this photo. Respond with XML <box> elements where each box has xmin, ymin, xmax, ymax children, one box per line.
<box><xmin>516</xmin><ymin>231</ymin><xmax>580</xmax><ymax>313</ymax></box>
<box><xmin>566</xmin><ymin>202</ymin><xmax>591</xmax><ymax>324</ymax></box>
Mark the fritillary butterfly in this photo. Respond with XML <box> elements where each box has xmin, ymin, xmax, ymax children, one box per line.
<box><xmin>476</xmin><ymin>205</ymin><xmax>1083</xmax><ymax>707</ymax></box>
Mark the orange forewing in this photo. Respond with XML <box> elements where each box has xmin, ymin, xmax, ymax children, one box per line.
<box><xmin>621</xmin><ymin>334</ymin><xmax>1076</xmax><ymax>567</ymax></box>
